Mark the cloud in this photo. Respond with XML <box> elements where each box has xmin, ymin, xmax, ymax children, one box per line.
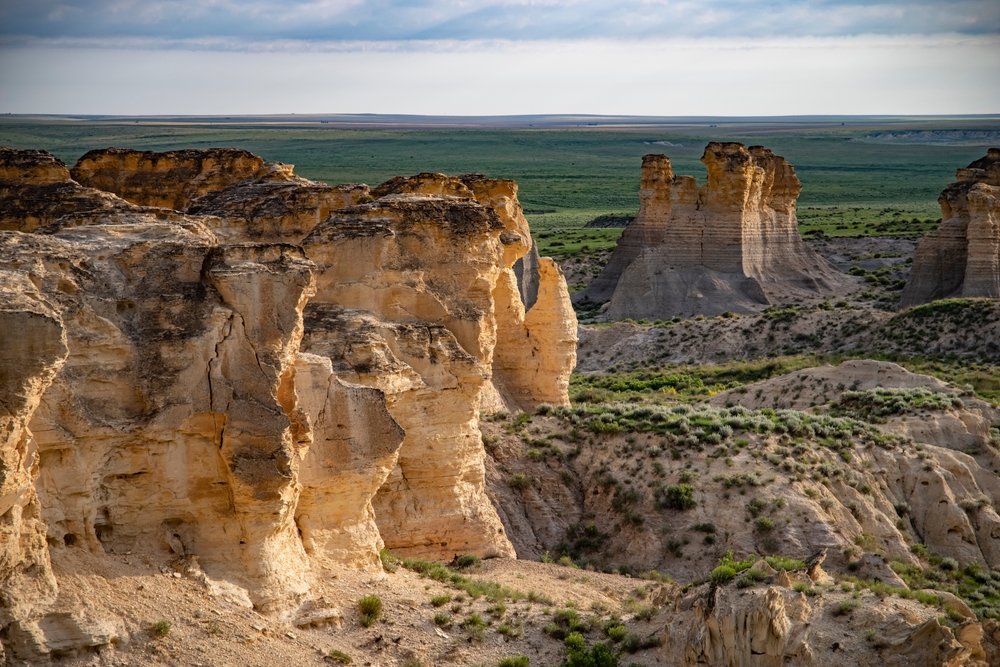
<box><xmin>0</xmin><ymin>0</ymin><xmax>997</xmax><ymax>45</ymax></box>
<box><xmin>2</xmin><ymin>35</ymin><xmax>998</xmax><ymax>115</ymax></box>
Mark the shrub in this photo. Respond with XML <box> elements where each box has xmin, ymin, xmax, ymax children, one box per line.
<box><xmin>463</xmin><ymin>612</ymin><xmax>486</xmax><ymax>641</ymax></box>
<box><xmin>565</xmin><ymin>642</ymin><xmax>619</xmax><ymax>667</ymax></box>
<box><xmin>660</xmin><ymin>484</ymin><xmax>696</xmax><ymax>510</ymax></box>
<box><xmin>379</xmin><ymin>547</ymin><xmax>398</xmax><ymax>573</ymax></box>
<box><xmin>709</xmin><ymin>565</ymin><xmax>737</xmax><ymax>585</ymax></box>
<box><xmin>358</xmin><ymin>595</ymin><xmax>383</xmax><ymax>627</ymax></box>
<box><xmin>605</xmin><ymin>624</ymin><xmax>628</xmax><ymax>642</ymax></box>
<box><xmin>510</xmin><ymin>474</ymin><xmax>532</xmax><ymax>490</ymax></box>
<box><xmin>431</xmin><ymin>594</ymin><xmax>451</xmax><ymax>607</ymax></box>
<box><xmin>454</xmin><ymin>554</ymin><xmax>482</xmax><ymax>569</ymax></box>
<box><xmin>940</xmin><ymin>557</ymin><xmax>959</xmax><ymax>571</ymax></box>
<box><xmin>837</xmin><ymin>598</ymin><xmax>860</xmax><ymax>615</ymax></box>
<box><xmin>433</xmin><ymin>612</ymin><xmax>450</xmax><ymax>627</ymax></box>
<box><xmin>693</xmin><ymin>522</ymin><xmax>716</xmax><ymax>533</ymax></box>
<box><xmin>565</xmin><ymin>632</ymin><xmax>586</xmax><ymax>651</ymax></box>
<box><xmin>150</xmin><ymin>620</ymin><xmax>171</xmax><ymax>638</ymax></box>
<box><xmin>328</xmin><ymin>649</ymin><xmax>353</xmax><ymax>664</ymax></box>
<box><xmin>754</xmin><ymin>517</ymin><xmax>775</xmax><ymax>533</ymax></box>
<box><xmin>498</xmin><ymin>656</ymin><xmax>530</xmax><ymax>667</ymax></box>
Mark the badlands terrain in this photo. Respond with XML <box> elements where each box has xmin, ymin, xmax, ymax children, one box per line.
<box><xmin>0</xmin><ymin>138</ymin><xmax>999</xmax><ymax>667</ymax></box>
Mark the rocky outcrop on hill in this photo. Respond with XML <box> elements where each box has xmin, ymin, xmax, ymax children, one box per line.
<box><xmin>901</xmin><ymin>149</ymin><xmax>1000</xmax><ymax>307</ymax></box>
<box><xmin>70</xmin><ymin>147</ymin><xmax>264</xmax><ymax>211</ymax></box>
<box><xmin>186</xmin><ymin>162</ymin><xmax>370</xmax><ymax>243</ymax></box>
<box><xmin>663</xmin><ymin>582</ymin><xmax>997</xmax><ymax>667</ymax></box>
<box><xmin>0</xmin><ymin>147</ymin><xmax>580</xmax><ymax>660</ymax></box>
<box><xmin>0</xmin><ymin>148</ymin><xmax>126</xmax><ymax>232</ymax></box>
<box><xmin>576</xmin><ymin>144</ymin><xmax>852</xmax><ymax>318</ymax></box>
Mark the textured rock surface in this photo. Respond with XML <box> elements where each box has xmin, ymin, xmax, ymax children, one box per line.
<box><xmin>0</xmin><ymin>148</ymin><xmax>126</xmax><ymax>232</ymax></box>
<box><xmin>187</xmin><ymin>162</ymin><xmax>370</xmax><ymax>243</ymax></box>
<box><xmin>580</xmin><ymin>144</ymin><xmax>852</xmax><ymax>318</ymax></box>
<box><xmin>300</xmin><ymin>194</ymin><xmax>516</xmax><ymax>559</ymax></box>
<box><xmin>662</xmin><ymin>583</ymin><xmax>993</xmax><ymax>667</ymax></box>
<box><xmin>71</xmin><ymin>148</ymin><xmax>264</xmax><ymax>211</ymax></box>
<box><xmin>901</xmin><ymin>148</ymin><xmax>1000</xmax><ymax>307</ymax></box>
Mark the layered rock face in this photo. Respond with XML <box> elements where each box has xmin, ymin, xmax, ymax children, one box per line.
<box><xmin>300</xmin><ymin>193</ymin><xmax>517</xmax><ymax>558</ymax></box>
<box><xmin>0</xmin><ymin>147</ymin><xmax>577</xmax><ymax>658</ymax></box>
<box><xmin>187</xmin><ymin>162</ymin><xmax>371</xmax><ymax>243</ymax></box>
<box><xmin>901</xmin><ymin>148</ymin><xmax>1000</xmax><ymax>307</ymax></box>
<box><xmin>578</xmin><ymin>144</ymin><xmax>850</xmax><ymax>318</ymax></box>
<box><xmin>70</xmin><ymin>147</ymin><xmax>265</xmax><ymax>211</ymax></box>
<box><xmin>0</xmin><ymin>148</ymin><xmax>125</xmax><ymax>232</ymax></box>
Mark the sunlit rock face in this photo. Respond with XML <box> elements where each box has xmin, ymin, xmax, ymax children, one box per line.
<box><xmin>901</xmin><ymin>148</ymin><xmax>1000</xmax><ymax>307</ymax></box>
<box><xmin>70</xmin><ymin>147</ymin><xmax>264</xmax><ymax>211</ymax></box>
<box><xmin>578</xmin><ymin>144</ymin><xmax>851</xmax><ymax>318</ymax></box>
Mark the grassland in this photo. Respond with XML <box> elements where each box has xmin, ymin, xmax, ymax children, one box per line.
<box><xmin>2</xmin><ymin>116</ymin><xmax>997</xmax><ymax>239</ymax></box>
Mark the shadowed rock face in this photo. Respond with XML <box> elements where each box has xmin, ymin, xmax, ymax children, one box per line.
<box><xmin>577</xmin><ymin>144</ymin><xmax>851</xmax><ymax>318</ymax></box>
<box><xmin>187</xmin><ymin>162</ymin><xmax>370</xmax><ymax>243</ymax></box>
<box><xmin>71</xmin><ymin>147</ymin><xmax>264</xmax><ymax>210</ymax></box>
<box><xmin>901</xmin><ymin>148</ymin><xmax>1000</xmax><ymax>307</ymax></box>
<box><xmin>0</xmin><ymin>148</ymin><xmax>127</xmax><ymax>232</ymax></box>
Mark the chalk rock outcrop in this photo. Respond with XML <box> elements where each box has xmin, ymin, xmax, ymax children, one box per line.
<box><xmin>366</xmin><ymin>172</ymin><xmax>577</xmax><ymax>412</ymax></box>
<box><xmin>901</xmin><ymin>148</ymin><xmax>1000</xmax><ymax>307</ymax></box>
<box><xmin>187</xmin><ymin>162</ymin><xmax>370</xmax><ymax>243</ymax></box>
<box><xmin>70</xmin><ymin>147</ymin><xmax>264</xmax><ymax>210</ymax></box>
<box><xmin>578</xmin><ymin>144</ymin><xmax>851</xmax><ymax>318</ymax></box>
<box><xmin>0</xmin><ymin>148</ymin><xmax>126</xmax><ymax>232</ymax></box>
<box><xmin>0</xmin><ymin>147</ymin><xmax>580</xmax><ymax>659</ymax></box>
<box><xmin>300</xmin><ymin>194</ymin><xmax>516</xmax><ymax>558</ymax></box>
<box><xmin>663</xmin><ymin>584</ymin><xmax>993</xmax><ymax>667</ymax></box>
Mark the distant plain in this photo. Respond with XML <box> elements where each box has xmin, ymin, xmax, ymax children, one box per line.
<box><xmin>2</xmin><ymin>114</ymin><xmax>998</xmax><ymax>258</ymax></box>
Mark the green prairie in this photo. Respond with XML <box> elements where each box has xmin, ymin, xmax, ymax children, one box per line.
<box><xmin>2</xmin><ymin>116</ymin><xmax>997</xmax><ymax>239</ymax></box>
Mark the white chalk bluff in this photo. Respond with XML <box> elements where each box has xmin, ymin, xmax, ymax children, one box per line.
<box><xmin>0</xmin><ymin>147</ymin><xmax>576</xmax><ymax>662</ymax></box>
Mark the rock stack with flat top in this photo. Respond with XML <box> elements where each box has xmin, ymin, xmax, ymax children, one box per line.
<box><xmin>900</xmin><ymin>148</ymin><xmax>1000</xmax><ymax>307</ymax></box>
<box><xmin>576</xmin><ymin>143</ymin><xmax>851</xmax><ymax>318</ymax></box>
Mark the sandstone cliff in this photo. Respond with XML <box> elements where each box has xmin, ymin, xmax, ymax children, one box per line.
<box><xmin>0</xmin><ymin>148</ymin><xmax>126</xmax><ymax>232</ymax></box>
<box><xmin>0</xmin><ymin>148</ymin><xmax>582</xmax><ymax>661</ymax></box>
<box><xmin>901</xmin><ymin>148</ymin><xmax>1000</xmax><ymax>307</ymax></box>
<box><xmin>577</xmin><ymin>144</ymin><xmax>852</xmax><ymax>318</ymax></box>
<box><xmin>187</xmin><ymin>162</ymin><xmax>370</xmax><ymax>243</ymax></box>
<box><xmin>70</xmin><ymin>148</ymin><xmax>264</xmax><ymax>211</ymax></box>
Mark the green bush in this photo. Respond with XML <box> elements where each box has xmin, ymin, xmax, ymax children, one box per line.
<box><xmin>660</xmin><ymin>484</ymin><xmax>696</xmax><ymax>510</ymax></box>
<box><xmin>379</xmin><ymin>547</ymin><xmax>398</xmax><ymax>572</ymax></box>
<box><xmin>498</xmin><ymin>656</ymin><xmax>530</xmax><ymax>667</ymax></box>
<box><xmin>565</xmin><ymin>632</ymin><xmax>586</xmax><ymax>651</ymax></box>
<box><xmin>454</xmin><ymin>554</ymin><xmax>482</xmax><ymax>569</ymax></box>
<box><xmin>433</xmin><ymin>612</ymin><xmax>450</xmax><ymax>627</ymax></box>
<box><xmin>328</xmin><ymin>649</ymin><xmax>353</xmax><ymax>664</ymax></box>
<box><xmin>431</xmin><ymin>594</ymin><xmax>451</xmax><ymax>607</ymax></box>
<box><xmin>150</xmin><ymin>620</ymin><xmax>171</xmax><ymax>638</ymax></box>
<box><xmin>564</xmin><ymin>642</ymin><xmax>619</xmax><ymax>667</ymax></box>
<box><xmin>510</xmin><ymin>474</ymin><xmax>532</xmax><ymax>490</ymax></box>
<box><xmin>709</xmin><ymin>565</ymin><xmax>737</xmax><ymax>585</ymax></box>
<box><xmin>358</xmin><ymin>595</ymin><xmax>383</xmax><ymax>627</ymax></box>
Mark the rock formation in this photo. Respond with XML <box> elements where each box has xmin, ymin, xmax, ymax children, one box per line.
<box><xmin>70</xmin><ymin>147</ymin><xmax>264</xmax><ymax>211</ymax></box>
<box><xmin>662</xmin><ymin>583</ymin><xmax>996</xmax><ymax>667</ymax></box>
<box><xmin>901</xmin><ymin>148</ymin><xmax>1000</xmax><ymax>307</ymax></box>
<box><xmin>186</xmin><ymin>162</ymin><xmax>371</xmax><ymax>244</ymax></box>
<box><xmin>0</xmin><ymin>148</ymin><xmax>125</xmax><ymax>232</ymax></box>
<box><xmin>576</xmin><ymin>144</ymin><xmax>851</xmax><ymax>318</ymax></box>
<box><xmin>0</xmin><ymin>147</ymin><xmax>578</xmax><ymax>659</ymax></box>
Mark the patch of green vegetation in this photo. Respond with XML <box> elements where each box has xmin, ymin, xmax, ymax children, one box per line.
<box><xmin>401</xmin><ymin>558</ymin><xmax>527</xmax><ymax>603</ymax></box>
<box><xmin>358</xmin><ymin>595</ymin><xmax>383</xmax><ymax>627</ymax></box>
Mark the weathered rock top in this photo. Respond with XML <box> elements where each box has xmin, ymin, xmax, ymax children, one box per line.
<box><xmin>0</xmin><ymin>147</ymin><xmax>71</xmax><ymax>184</ymax></box>
<box><xmin>71</xmin><ymin>147</ymin><xmax>265</xmax><ymax>210</ymax></box>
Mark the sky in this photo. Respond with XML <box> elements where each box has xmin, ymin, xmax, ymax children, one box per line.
<box><xmin>0</xmin><ymin>1</ymin><xmax>998</xmax><ymax>115</ymax></box>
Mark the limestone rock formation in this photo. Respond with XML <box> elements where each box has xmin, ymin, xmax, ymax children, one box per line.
<box><xmin>901</xmin><ymin>148</ymin><xmax>1000</xmax><ymax>307</ymax></box>
<box><xmin>577</xmin><ymin>144</ymin><xmax>851</xmax><ymax>318</ymax></box>
<box><xmin>300</xmin><ymin>194</ymin><xmax>516</xmax><ymax>559</ymax></box>
<box><xmin>70</xmin><ymin>147</ymin><xmax>264</xmax><ymax>210</ymax></box>
<box><xmin>0</xmin><ymin>147</ymin><xmax>582</xmax><ymax>660</ymax></box>
<box><xmin>662</xmin><ymin>583</ymin><xmax>993</xmax><ymax>667</ymax></box>
<box><xmin>0</xmin><ymin>148</ymin><xmax>126</xmax><ymax>232</ymax></box>
<box><xmin>187</xmin><ymin>162</ymin><xmax>370</xmax><ymax>243</ymax></box>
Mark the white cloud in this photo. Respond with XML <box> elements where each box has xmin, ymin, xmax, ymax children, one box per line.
<box><xmin>1</xmin><ymin>35</ymin><xmax>997</xmax><ymax>115</ymax></box>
